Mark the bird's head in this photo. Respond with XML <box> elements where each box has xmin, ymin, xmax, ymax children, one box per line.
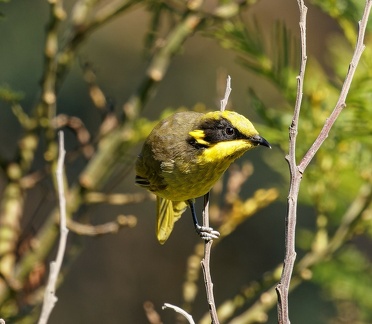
<box><xmin>188</xmin><ymin>110</ymin><xmax>271</xmax><ymax>163</ymax></box>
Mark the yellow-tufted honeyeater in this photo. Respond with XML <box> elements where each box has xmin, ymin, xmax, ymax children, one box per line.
<box><xmin>135</xmin><ymin>110</ymin><xmax>271</xmax><ymax>244</ymax></box>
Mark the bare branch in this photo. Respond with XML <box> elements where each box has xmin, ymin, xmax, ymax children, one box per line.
<box><xmin>53</xmin><ymin>114</ymin><xmax>94</xmax><ymax>159</ymax></box>
<box><xmin>198</xmin><ymin>75</ymin><xmax>235</xmax><ymax>324</ymax></box>
<box><xmin>201</xmin><ymin>194</ymin><xmax>219</xmax><ymax>324</ymax></box>
<box><xmin>83</xmin><ymin>192</ymin><xmax>153</xmax><ymax>205</ymax></box>
<box><xmin>162</xmin><ymin>303</ymin><xmax>195</xmax><ymax>324</ymax></box>
<box><xmin>220</xmin><ymin>75</ymin><xmax>231</xmax><ymax>111</ymax></box>
<box><xmin>276</xmin><ymin>1</ymin><xmax>307</xmax><ymax>323</ymax></box>
<box><xmin>38</xmin><ymin>131</ymin><xmax>69</xmax><ymax>324</ymax></box>
<box><xmin>67</xmin><ymin>215</ymin><xmax>137</xmax><ymax>236</ymax></box>
<box><xmin>277</xmin><ymin>1</ymin><xmax>372</xmax><ymax>323</ymax></box>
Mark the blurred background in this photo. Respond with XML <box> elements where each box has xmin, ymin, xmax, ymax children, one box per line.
<box><xmin>1</xmin><ymin>0</ymin><xmax>372</xmax><ymax>323</ymax></box>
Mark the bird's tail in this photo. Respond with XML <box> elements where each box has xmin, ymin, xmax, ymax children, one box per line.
<box><xmin>156</xmin><ymin>197</ymin><xmax>188</xmax><ymax>244</ymax></box>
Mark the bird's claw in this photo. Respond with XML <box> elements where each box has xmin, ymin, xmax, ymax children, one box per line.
<box><xmin>196</xmin><ymin>225</ymin><xmax>220</xmax><ymax>241</ymax></box>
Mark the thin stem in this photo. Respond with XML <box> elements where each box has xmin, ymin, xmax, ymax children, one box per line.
<box><xmin>201</xmin><ymin>193</ymin><xmax>219</xmax><ymax>324</ymax></box>
<box><xmin>199</xmin><ymin>74</ymin><xmax>233</xmax><ymax>324</ymax></box>
<box><xmin>276</xmin><ymin>1</ymin><xmax>307</xmax><ymax>323</ymax></box>
<box><xmin>276</xmin><ymin>1</ymin><xmax>372</xmax><ymax>323</ymax></box>
<box><xmin>38</xmin><ymin>131</ymin><xmax>69</xmax><ymax>324</ymax></box>
<box><xmin>220</xmin><ymin>75</ymin><xmax>232</xmax><ymax>111</ymax></box>
<box><xmin>163</xmin><ymin>303</ymin><xmax>195</xmax><ymax>324</ymax></box>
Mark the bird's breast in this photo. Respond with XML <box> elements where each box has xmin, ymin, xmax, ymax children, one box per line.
<box><xmin>158</xmin><ymin>157</ymin><xmax>232</xmax><ymax>201</ymax></box>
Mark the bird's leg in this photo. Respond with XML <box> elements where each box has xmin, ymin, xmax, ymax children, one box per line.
<box><xmin>188</xmin><ymin>199</ymin><xmax>220</xmax><ymax>241</ymax></box>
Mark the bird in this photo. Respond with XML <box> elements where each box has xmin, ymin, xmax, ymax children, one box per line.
<box><xmin>135</xmin><ymin>110</ymin><xmax>271</xmax><ymax>244</ymax></box>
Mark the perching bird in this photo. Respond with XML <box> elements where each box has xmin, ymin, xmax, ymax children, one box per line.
<box><xmin>135</xmin><ymin>110</ymin><xmax>270</xmax><ymax>244</ymax></box>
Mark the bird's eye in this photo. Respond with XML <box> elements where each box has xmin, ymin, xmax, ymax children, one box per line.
<box><xmin>225</xmin><ymin>127</ymin><xmax>235</xmax><ymax>136</ymax></box>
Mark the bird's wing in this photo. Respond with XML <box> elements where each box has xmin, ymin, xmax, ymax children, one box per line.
<box><xmin>135</xmin><ymin>154</ymin><xmax>168</xmax><ymax>192</ymax></box>
<box><xmin>156</xmin><ymin>197</ymin><xmax>187</xmax><ymax>244</ymax></box>
<box><xmin>135</xmin><ymin>175</ymin><xmax>151</xmax><ymax>187</ymax></box>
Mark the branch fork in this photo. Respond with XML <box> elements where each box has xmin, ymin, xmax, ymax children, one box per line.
<box><xmin>276</xmin><ymin>1</ymin><xmax>372</xmax><ymax>323</ymax></box>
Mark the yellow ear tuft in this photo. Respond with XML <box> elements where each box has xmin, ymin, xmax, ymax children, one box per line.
<box><xmin>189</xmin><ymin>129</ymin><xmax>209</xmax><ymax>146</ymax></box>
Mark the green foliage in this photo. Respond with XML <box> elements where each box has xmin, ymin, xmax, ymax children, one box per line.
<box><xmin>0</xmin><ymin>85</ymin><xmax>23</xmax><ymax>103</ymax></box>
<box><xmin>213</xmin><ymin>19</ymin><xmax>299</xmax><ymax>100</ymax></box>
<box><xmin>313</xmin><ymin>246</ymin><xmax>372</xmax><ymax>321</ymax></box>
<box><xmin>311</xmin><ymin>0</ymin><xmax>366</xmax><ymax>24</ymax></box>
<box><xmin>310</xmin><ymin>0</ymin><xmax>372</xmax><ymax>44</ymax></box>
<box><xmin>0</xmin><ymin>0</ymin><xmax>11</xmax><ymax>18</ymax></box>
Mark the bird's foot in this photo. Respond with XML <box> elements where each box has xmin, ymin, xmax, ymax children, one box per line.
<box><xmin>196</xmin><ymin>225</ymin><xmax>220</xmax><ymax>241</ymax></box>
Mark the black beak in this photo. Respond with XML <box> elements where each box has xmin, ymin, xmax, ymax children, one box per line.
<box><xmin>250</xmin><ymin>135</ymin><xmax>271</xmax><ymax>149</ymax></box>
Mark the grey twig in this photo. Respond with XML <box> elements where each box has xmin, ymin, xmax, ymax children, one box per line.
<box><xmin>199</xmin><ymin>75</ymin><xmax>233</xmax><ymax>324</ymax></box>
<box><xmin>276</xmin><ymin>1</ymin><xmax>372</xmax><ymax>323</ymax></box>
<box><xmin>220</xmin><ymin>75</ymin><xmax>232</xmax><ymax>111</ymax></box>
<box><xmin>162</xmin><ymin>303</ymin><xmax>195</xmax><ymax>324</ymax></box>
<box><xmin>38</xmin><ymin>132</ymin><xmax>69</xmax><ymax>324</ymax></box>
<box><xmin>201</xmin><ymin>193</ymin><xmax>219</xmax><ymax>324</ymax></box>
<box><xmin>275</xmin><ymin>1</ymin><xmax>307</xmax><ymax>323</ymax></box>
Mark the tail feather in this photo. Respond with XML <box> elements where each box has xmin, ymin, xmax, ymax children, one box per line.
<box><xmin>156</xmin><ymin>197</ymin><xmax>187</xmax><ymax>244</ymax></box>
